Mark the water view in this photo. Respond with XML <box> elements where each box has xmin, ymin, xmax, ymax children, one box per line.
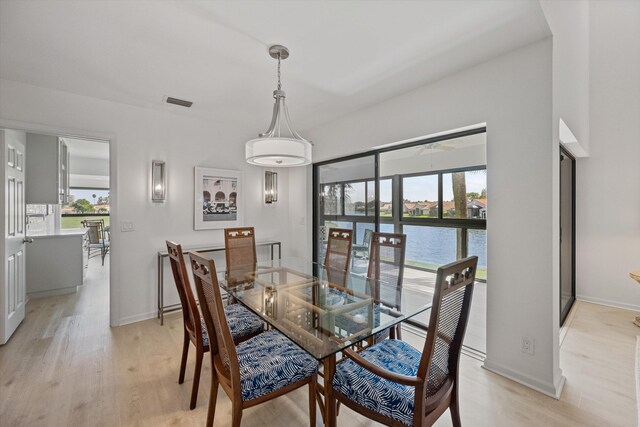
<box><xmin>328</xmin><ymin>221</ymin><xmax>487</xmax><ymax>279</ymax></box>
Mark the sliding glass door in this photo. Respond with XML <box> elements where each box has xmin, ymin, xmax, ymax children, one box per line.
<box><xmin>313</xmin><ymin>128</ymin><xmax>488</xmax><ymax>353</ymax></box>
<box><xmin>314</xmin><ymin>155</ymin><xmax>376</xmax><ymax>274</ymax></box>
<box><xmin>560</xmin><ymin>147</ymin><xmax>576</xmax><ymax>325</ymax></box>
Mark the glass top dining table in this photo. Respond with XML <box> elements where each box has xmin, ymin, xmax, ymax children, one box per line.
<box><xmin>217</xmin><ymin>257</ymin><xmax>433</xmax><ymax>360</ymax></box>
<box><xmin>217</xmin><ymin>257</ymin><xmax>434</xmax><ymax>426</ymax></box>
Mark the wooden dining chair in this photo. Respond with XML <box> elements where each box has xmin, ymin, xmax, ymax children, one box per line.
<box><xmin>165</xmin><ymin>241</ymin><xmax>263</xmax><ymax>410</ymax></box>
<box><xmin>224</xmin><ymin>227</ymin><xmax>258</xmax><ymax>286</ymax></box>
<box><xmin>332</xmin><ymin>256</ymin><xmax>478</xmax><ymax>427</ymax></box>
<box><xmin>189</xmin><ymin>251</ymin><xmax>319</xmax><ymax>427</ymax></box>
<box><xmin>324</xmin><ymin>228</ymin><xmax>353</xmax><ymax>287</ymax></box>
<box><xmin>367</xmin><ymin>232</ymin><xmax>406</xmax><ymax>341</ymax></box>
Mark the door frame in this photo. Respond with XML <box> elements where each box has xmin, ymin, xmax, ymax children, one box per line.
<box><xmin>559</xmin><ymin>146</ymin><xmax>576</xmax><ymax>326</ymax></box>
<box><xmin>0</xmin><ymin>118</ymin><xmax>119</xmax><ymax>327</ymax></box>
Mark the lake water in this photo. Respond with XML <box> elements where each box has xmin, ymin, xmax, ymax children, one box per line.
<box><xmin>345</xmin><ymin>222</ymin><xmax>487</xmax><ymax>268</ymax></box>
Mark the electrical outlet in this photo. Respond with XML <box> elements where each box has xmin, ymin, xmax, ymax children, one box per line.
<box><xmin>120</xmin><ymin>221</ymin><xmax>135</xmax><ymax>232</ymax></box>
<box><xmin>521</xmin><ymin>336</ymin><xmax>535</xmax><ymax>355</ymax></box>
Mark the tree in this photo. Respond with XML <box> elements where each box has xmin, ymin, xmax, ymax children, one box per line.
<box><xmin>452</xmin><ymin>172</ymin><xmax>467</xmax><ymax>259</ymax></box>
<box><xmin>71</xmin><ymin>199</ymin><xmax>95</xmax><ymax>213</ymax></box>
<box><xmin>466</xmin><ymin>192</ymin><xmax>481</xmax><ymax>202</ymax></box>
<box><xmin>92</xmin><ymin>194</ymin><xmax>97</xmax><ymax>205</ymax></box>
<box><xmin>480</xmin><ymin>188</ymin><xmax>487</xmax><ymax>199</ymax></box>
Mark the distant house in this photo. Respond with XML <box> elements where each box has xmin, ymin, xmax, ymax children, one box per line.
<box><xmin>467</xmin><ymin>198</ymin><xmax>487</xmax><ymax>219</ymax></box>
<box><xmin>403</xmin><ymin>202</ymin><xmax>419</xmax><ymax>216</ymax></box>
<box><xmin>380</xmin><ymin>202</ymin><xmax>393</xmax><ymax>214</ymax></box>
<box><xmin>418</xmin><ymin>201</ymin><xmax>437</xmax><ymax>216</ymax></box>
<box><xmin>94</xmin><ymin>203</ymin><xmax>111</xmax><ymax>213</ymax></box>
<box><xmin>436</xmin><ymin>201</ymin><xmax>454</xmax><ymax>217</ymax></box>
<box><xmin>61</xmin><ymin>205</ymin><xmax>75</xmax><ymax>214</ymax></box>
<box><xmin>403</xmin><ymin>201</ymin><xmax>437</xmax><ymax>216</ymax></box>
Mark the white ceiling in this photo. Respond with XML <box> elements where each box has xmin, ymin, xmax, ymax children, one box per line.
<box><xmin>0</xmin><ymin>1</ymin><xmax>550</xmax><ymax>138</ymax></box>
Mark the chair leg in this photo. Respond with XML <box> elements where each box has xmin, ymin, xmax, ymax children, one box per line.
<box><xmin>190</xmin><ymin>349</ymin><xmax>203</xmax><ymax>410</ymax></box>
<box><xmin>206</xmin><ymin>373</ymin><xmax>219</xmax><ymax>427</ymax></box>
<box><xmin>178</xmin><ymin>334</ymin><xmax>189</xmax><ymax>384</ymax></box>
<box><xmin>308</xmin><ymin>374</ymin><xmax>317</xmax><ymax>427</ymax></box>
<box><xmin>450</xmin><ymin>386</ymin><xmax>462</xmax><ymax>427</ymax></box>
<box><xmin>231</xmin><ymin>402</ymin><xmax>243</xmax><ymax>427</ymax></box>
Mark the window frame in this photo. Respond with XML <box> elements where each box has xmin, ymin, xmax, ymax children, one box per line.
<box><xmin>313</xmin><ymin>126</ymin><xmax>486</xmax><ymax>266</ymax></box>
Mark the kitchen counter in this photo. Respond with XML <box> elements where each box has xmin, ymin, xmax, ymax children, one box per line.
<box><xmin>28</xmin><ymin>228</ymin><xmax>87</xmax><ymax>238</ymax></box>
<box><xmin>26</xmin><ymin>231</ymin><xmax>85</xmax><ymax>298</ymax></box>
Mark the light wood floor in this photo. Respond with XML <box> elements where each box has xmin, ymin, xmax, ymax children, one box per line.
<box><xmin>1</xmin><ymin>256</ymin><xmax>637</xmax><ymax>426</ymax></box>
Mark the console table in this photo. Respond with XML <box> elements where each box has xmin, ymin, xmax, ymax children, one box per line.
<box><xmin>157</xmin><ymin>240</ymin><xmax>281</xmax><ymax>324</ymax></box>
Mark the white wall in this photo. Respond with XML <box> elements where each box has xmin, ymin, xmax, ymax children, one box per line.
<box><xmin>304</xmin><ymin>39</ymin><xmax>563</xmax><ymax>397</ymax></box>
<box><xmin>0</xmin><ymin>79</ymin><xmax>293</xmax><ymax>325</ymax></box>
<box><xmin>576</xmin><ymin>1</ymin><xmax>640</xmax><ymax>311</ymax></box>
<box><xmin>540</xmin><ymin>0</ymin><xmax>590</xmax><ymax>157</ymax></box>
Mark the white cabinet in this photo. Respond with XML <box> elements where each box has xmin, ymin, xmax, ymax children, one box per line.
<box><xmin>25</xmin><ymin>134</ymin><xmax>69</xmax><ymax>204</ymax></box>
<box><xmin>26</xmin><ymin>231</ymin><xmax>85</xmax><ymax>298</ymax></box>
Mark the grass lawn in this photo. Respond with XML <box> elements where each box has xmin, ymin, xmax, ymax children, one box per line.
<box><xmin>61</xmin><ymin>216</ymin><xmax>110</xmax><ymax>229</ymax></box>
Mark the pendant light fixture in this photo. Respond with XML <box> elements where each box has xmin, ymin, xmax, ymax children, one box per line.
<box><xmin>246</xmin><ymin>45</ymin><xmax>312</xmax><ymax>167</ymax></box>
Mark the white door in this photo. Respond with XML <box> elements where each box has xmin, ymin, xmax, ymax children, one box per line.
<box><xmin>1</xmin><ymin>130</ymin><xmax>27</xmax><ymax>344</ymax></box>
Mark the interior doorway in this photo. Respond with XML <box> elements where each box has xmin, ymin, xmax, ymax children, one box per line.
<box><xmin>1</xmin><ymin>125</ymin><xmax>113</xmax><ymax>343</ymax></box>
<box><xmin>560</xmin><ymin>146</ymin><xmax>576</xmax><ymax>325</ymax></box>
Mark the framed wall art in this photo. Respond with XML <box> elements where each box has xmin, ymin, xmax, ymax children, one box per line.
<box><xmin>194</xmin><ymin>167</ymin><xmax>243</xmax><ymax>230</ymax></box>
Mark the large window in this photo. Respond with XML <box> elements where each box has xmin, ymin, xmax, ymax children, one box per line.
<box><xmin>61</xmin><ymin>187</ymin><xmax>110</xmax><ymax>229</ymax></box>
<box><xmin>313</xmin><ymin>128</ymin><xmax>487</xmax><ymax>353</ymax></box>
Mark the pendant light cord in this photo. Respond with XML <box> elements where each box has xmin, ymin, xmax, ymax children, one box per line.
<box><xmin>277</xmin><ymin>53</ymin><xmax>282</xmax><ymax>91</ymax></box>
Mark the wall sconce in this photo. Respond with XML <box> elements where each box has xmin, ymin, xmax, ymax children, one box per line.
<box><xmin>151</xmin><ymin>160</ymin><xmax>166</xmax><ymax>202</ymax></box>
<box><xmin>265</xmin><ymin>171</ymin><xmax>278</xmax><ymax>204</ymax></box>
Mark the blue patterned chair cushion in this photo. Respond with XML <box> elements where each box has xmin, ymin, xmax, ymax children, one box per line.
<box><xmin>236</xmin><ymin>330</ymin><xmax>318</xmax><ymax>401</ymax></box>
<box><xmin>200</xmin><ymin>304</ymin><xmax>263</xmax><ymax>347</ymax></box>
<box><xmin>224</xmin><ymin>303</ymin><xmax>264</xmax><ymax>339</ymax></box>
<box><xmin>332</xmin><ymin>339</ymin><xmax>422</xmax><ymax>426</ymax></box>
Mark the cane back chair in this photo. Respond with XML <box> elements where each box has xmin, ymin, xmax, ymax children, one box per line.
<box><xmin>332</xmin><ymin>256</ymin><xmax>478</xmax><ymax>427</ymax></box>
<box><xmin>189</xmin><ymin>251</ymin><xmax>319</xmax><ymax>427</ymax></box>
<box><xmin>367</xmin><ymin>232</ymin><xmax>407</xmax><ymax>341</ymax></box>
<box><xmin>324</xmin><ymin>228</ymin><xmax>353</xmax><ymax>287</ymax></box>
<box><xmin>224</xmin><ymin>227</ymin><xmax>258</xmax><ymax>286</ymax></box>
<box><xmin>165</xmin><ymin>241</ymin><xmax>263</xmax><ymax>410</ymax></box>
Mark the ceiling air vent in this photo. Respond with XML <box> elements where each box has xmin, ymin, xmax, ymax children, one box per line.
<box><xmin>165</xmin><ymin>96</ymin><xmax>193</xmax><ymax>108</ymax></box>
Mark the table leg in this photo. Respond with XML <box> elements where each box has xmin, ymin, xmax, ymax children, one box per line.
<box><xmin>323</xmin><ymin>356</ymin><xmax>337</xmax><ymax>427</ymax></box>
<box><xmin>159</xmin><ymin>254</ymin><xmax>164</xmax><ymax>325</ymax></box>
<box><xmin>157</xmin><ymin>254</ymin><xmax>161</xmax><ymax>320</ymax></box>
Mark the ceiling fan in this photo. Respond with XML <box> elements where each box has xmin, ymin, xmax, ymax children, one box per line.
<box><xmin>416</xmin><ymin>140</ymin><xmax>457</xmax><ymax>154</ymax></box>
